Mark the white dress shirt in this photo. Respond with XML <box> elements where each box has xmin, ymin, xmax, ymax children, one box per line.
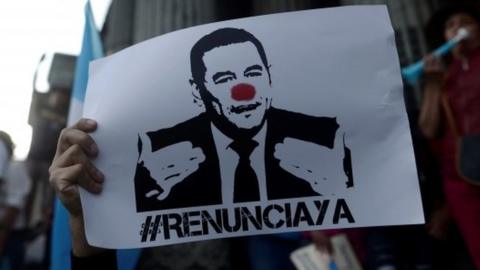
<box><xmin>211</xmin><ymin>123</ymin><xmax>268</xmax><ymax>205</ymax></box>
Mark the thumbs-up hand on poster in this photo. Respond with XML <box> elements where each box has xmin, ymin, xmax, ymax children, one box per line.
<box><xmin>138</xmin><ymin>134</ymin><xmax>205</xmax><ymax>200</ymax></box>
<box><xmin>274</xmin><ymin>136</ymin><xmax>347</xmax><ymax>195</ymax></box>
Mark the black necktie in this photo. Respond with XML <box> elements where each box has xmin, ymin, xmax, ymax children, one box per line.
<box><xmin>230</xmin><ymin>139</ymin><xmax>260</xmax><ymax>203</ymax></box>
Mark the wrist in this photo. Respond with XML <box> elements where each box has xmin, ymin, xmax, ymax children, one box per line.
<box><xmin>425</xmin><ymin>78</ymin><xmax>444</xmax><ymax>87</ymax></box>
<box><xmin>69</xmin><ymin>215</ymin><xmax>105</xmax><ymax>257</ymax></box>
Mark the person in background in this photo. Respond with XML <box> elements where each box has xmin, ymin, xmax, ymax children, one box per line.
<box><xmin>419</xmin><ymin>3</ymin><xmax>480</xmax><ymax>269</ymax></box>
<box><xmin>0</xmin><ymin>132</ymin><xmax>10</xmax><ymax>179</ymax></box>
<box><xmin>0</xmin><ymin>130</ymin><xmax>14</xmax><ymax>265</ymax></box>
<box><xmin>0</xmin><ymin>131</ymin><xmax>33</xmax><ymax>270</ymax></box>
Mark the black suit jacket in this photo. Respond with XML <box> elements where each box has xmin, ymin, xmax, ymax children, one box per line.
<box><xmin>134</xmin><ymin>107</ymin><xmax>346</xmax><ymax>212</ymax></box>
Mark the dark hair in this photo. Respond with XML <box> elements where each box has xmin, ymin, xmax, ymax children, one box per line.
<box><xmin>190</xmin><ymin>28</ymin><xmax>271</xmax><ymax>89</ymax></box>
<box><xmin>425</xmin><ymin>3</ymin><xmax>480</xmax><ymax>50</ymax></box>
<box><xmin>0</xmin><ymin>131</ymin><xmax>14</xmax><ymax>158</ymax></box>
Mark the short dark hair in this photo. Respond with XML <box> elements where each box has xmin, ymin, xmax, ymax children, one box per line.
<box><xmin>426</xmin><ymin>3</ymin><xmax>480</xmax><ymax>50</ymax></box>
<box><xmin>190</xmin><ymin>28</ymin><xmax>271</xmax><ymax>89</ymax></box>
<box><xmin>0</xmin><ymin>131</ymin><xmax>14</xmax><ymax>159</ymax></box>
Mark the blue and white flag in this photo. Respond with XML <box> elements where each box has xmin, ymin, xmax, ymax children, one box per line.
<box><xmin>51</xmin><ymin>1</ymin><xmax>140</xmax><ymax>269</ymax></box>
<box><xmin>67</xmin><ymin>1</ymin><xmax>103</xmax><ymax>125</ymax></box>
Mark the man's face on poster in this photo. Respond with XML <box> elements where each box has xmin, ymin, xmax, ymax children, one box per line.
<box><xmin>201</xmin><ymin>42</ymin><xmax>271</xmax><ymax>130</ymax></box>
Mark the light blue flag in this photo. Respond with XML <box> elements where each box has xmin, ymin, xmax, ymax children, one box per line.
<box><xmin>51</xmin><ymin>2</ymin><xmax>141</xmax><ymax>270</ymax></box>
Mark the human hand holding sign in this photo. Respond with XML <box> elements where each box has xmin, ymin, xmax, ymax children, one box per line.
<box><xmin>274</xmin><ymin>135</ymin><xmax>349</xmax><ymax>195</ymax></box>
<box><xmin>138</xmin><ymin>133</ymin><xmax>206</xmax><ymax>200</ymax></box>
<box><xmin>48</xmin><ymin>118</ymin><xmax>105</xmax><ymax>257</ymax></box>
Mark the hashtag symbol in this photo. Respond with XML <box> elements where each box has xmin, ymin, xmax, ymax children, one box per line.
<box><xmin>140</xmin><ymin>215</ymin><xmax>162</xmax><ymax>242</ymax></box>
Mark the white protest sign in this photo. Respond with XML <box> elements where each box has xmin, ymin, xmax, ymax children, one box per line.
<box><xmin>82</xmin><ymin>5</ymin><xmax>424</xmax><ymax>248</ymax></box>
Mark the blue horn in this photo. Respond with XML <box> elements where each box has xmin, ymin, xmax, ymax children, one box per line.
<box><xmin>402</xmin><ymin>28</ymin><xmax>468</xmax><ymax>85</ymax></box>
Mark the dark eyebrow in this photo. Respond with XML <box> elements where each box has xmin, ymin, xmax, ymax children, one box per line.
<box><xmin>244</xmin><ymin>64</ymin><xmax>263</xmax><ymax>74</ymax></box>
<box><xmin>212</xmin><ymin>71</ymin><xmax>236</xmax><ymax>82</ymax></box>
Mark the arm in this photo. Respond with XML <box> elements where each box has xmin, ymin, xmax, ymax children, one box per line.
<box><xmin>274</xmin><ymin>127</ymin><xmax>350</xmax><ymax>195</ymax></box>
<box><xmin>426</xmin><ymin>203</ymin><xmax>451</xmax><ymax>240</ymax></box>
<box><xmin>418</xmin><ymin>81</ymin><xmax>443</xmax><ymax>138</ymax></box>
<box><xmin>70</xmin><ymin>216</ymin><xmax>117</xmax><ymax>270</ymax></box>
<box><xmin>418</xmin><ymin>56</ymin><xmax>446</xmax><ymax>139</ymax></box>
<box><xmin>48</xmin><ymin>119</ymin><xmax>116</xmax><ymax>268</ymax></box>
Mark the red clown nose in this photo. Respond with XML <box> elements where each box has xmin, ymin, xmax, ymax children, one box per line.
<box><xmin>231</xmin><ymin>83</ymin><xmax>256</xmax><ymax>101</ymax></box>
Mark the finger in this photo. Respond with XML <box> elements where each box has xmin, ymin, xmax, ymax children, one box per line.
<box><xmin>57</xmin><ymin>128</ymin><xmax>99</xmax><ymax>157</ymax></box>
<box><xmin>50</xmin><ymin>163</ymin><xmax>102</xmax><ymax>196</ymax></box>
<box><xmin>165</xmin><ymin>162</ymin><xmax>199</xmax><ymax>183</ymax></box>
<box><xmin>423</xmin><ymin>55</ymin><xmax>435</xmax><ymax>71</ymax></box>
<box><xmin>425</xmin><ymin>55</ymin><xmax>444</xmax><ymax>73</ymax></box>
<box><xmin>145</xmin><ymin>151</ymin><xmax>202</xmax><ymax>180</ymax></box>
<box><xmin>431</xmin><ymin>57</ymin><xmax>442</xmax><ymax>69</ymax></box>
<box><xmin>164</xmin><ymin>171</ymin><xmax>182</xmax><ymax>181</ymax></box>
<box><xmin>75</xmin><ymin>163</ymin><xmax>103</xmax><ymax>194</ymax></box>
<box><xmin>434</xmin><ymin>57</ymin><xmax>445</xmax><ymax>70</ymax></box>
<box><xmin>71</xmin><ymin>118</ymin><xmax>97</xmax><ymax>132</ymax></box>
<box><xmin>279</xmin><ymin>160</ymin><xmax>302</xmax><ymax>175</ymax></box>
<box><xmin>51</xmin><ymin>144</ymin><xmax>83</xmax><ymax>170</ymax></box>
<box><xmin>138</xmin><ymin>132</ymin><xmax>152</xmax><ymax>162</ymax></box>
<box><xmin>50</xmin><ymin>163</ymin><xmax>83</xmax><ymax>193</ymax></box>
<box><xmin>274</xmin><ymin>143</ymin><xmax>288</xmax><ymax>160</ymax></box>
<box><xmin>424</xmin><ymin>55</ymin><xmax>435</xmax><ymax>65</ymax></box>
<box><xmin>283</xmin><ymin>137</ymin><xmax>302</xmax><ymax>145</ymax></box>
<box><xmin>52</xmin><ymin>144</ymin><xmax>104</xmax><ymax>184</ymax></box>
<box><xmin>184</xmin><ymin>161</ymin><xmax>201</xmax><ymax>176</ymax></box>
<box><xmin>56</xmin><ymin>118</ymin><xmax>97</xmax><ymax>156</ymax></box>
<box><xmin>191</xmin><ymin>147</ymin><xmax>206</xmax><ymax>163</ymax></box>
<box><xmin>145</xmin><ymin>165</ymin><xmax>174</xmax><ymax>184</ymax></box>
<box><xmin>288</xmin><ymin>163</ymin><xmax>312</xmax><ymax>180</ymax></box>
<box><xmin>160</xmin><ymin>165</ymin><xmax>194</xmax><ymax>182</ymax></box>
<box><xmin>275</xmin><ymin>148</ymin><xmax>306</xmax><ymax>167</ymax></box>
<box><xmin>278</xmin><ymin>160</ymin><xmax>291</xmax><ymax>172</ymax></box>
<box><xmin>145</xmin><ymin>190</ymin><xmax>160</xmax><ymax>198</ymax></box>
<box><xmin>49</xmin><ymin>165</ymin><xmax>83</xmax><ymax>216</ymax></box>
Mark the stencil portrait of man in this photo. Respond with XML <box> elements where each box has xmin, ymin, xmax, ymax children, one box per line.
<box><xmin>134</xmin><ymin>28</ymin><xmax>354</xmax><ymax>212</ymax></box>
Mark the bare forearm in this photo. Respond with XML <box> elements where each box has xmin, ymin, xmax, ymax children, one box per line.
<box><xmin>419</xmin><ymin>83</ymin><xmax>443</xmax><ymax>138</ymax></box>
<box><xmin>70</xmin><ymin>216</ymin><xmax>106</xmax><ymax>257</ymax></box>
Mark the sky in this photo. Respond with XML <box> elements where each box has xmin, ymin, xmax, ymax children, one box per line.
<box><xmin>0</xmin><ymin>0</ymin><xmax>111</xmax><ymax>159</ymax></box>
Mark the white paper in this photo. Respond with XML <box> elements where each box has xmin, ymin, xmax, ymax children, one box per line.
<box><xmin>291</xmin><ymin>244</ymin><xmax>334</xmax><ymax>270</ymax></box>
<box><xmin>330</xmin><ymin>234</ymin><xmax>363</xmax><ymax>270</ymax></box>
<box><xmin>290</xmin><ymin>235</ymin><xmax>363</xmax><ymax>270</ymax></box>
<box><xmin>82</xmin><ymin>5</ymin><xmax>424</xmax><ymax>248</ymax></box>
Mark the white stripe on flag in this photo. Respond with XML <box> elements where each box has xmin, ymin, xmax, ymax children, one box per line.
<box><xmin>67</xmin><ymin>98</ymin><xmax>84</xmax><ymax>125</ymax></box>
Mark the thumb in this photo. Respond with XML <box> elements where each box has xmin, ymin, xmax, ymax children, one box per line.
<box><xmin>273</xmin><ymin>142</ymin><xmax>286</xmax><ymax>160</ymax></box>
<box><xmin>138</xmin><ymin>133</ymin><xmax>152</xmax><ymax>162</ymax></box>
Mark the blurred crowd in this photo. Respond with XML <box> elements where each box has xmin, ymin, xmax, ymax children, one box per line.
<box><xmin>1</xmin><ymin>2</ymin><xmax>480</xmax><ymax>270</ymax></box>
